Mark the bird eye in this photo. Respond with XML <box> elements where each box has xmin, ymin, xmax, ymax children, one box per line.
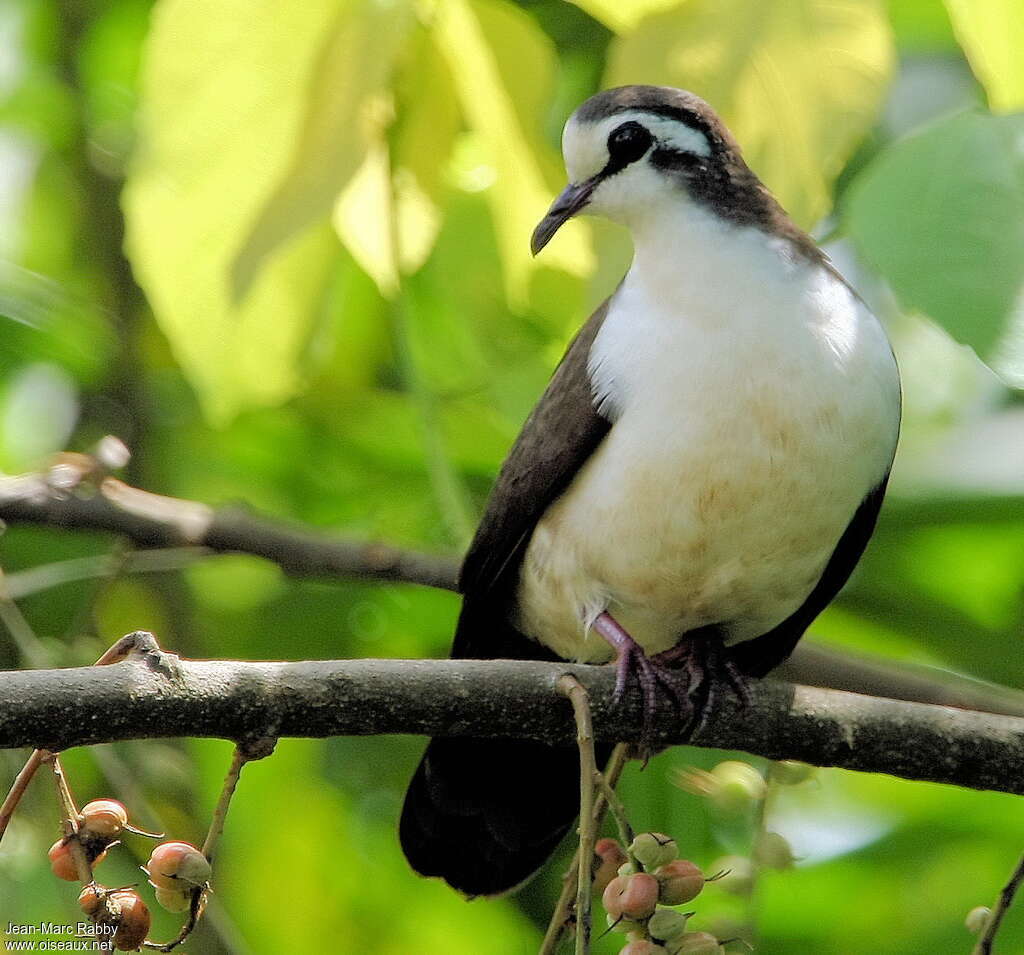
<box><xmin>607</xmin><ymin>122</ymin><xmax>652</xmax><ymax>166</ymax></box>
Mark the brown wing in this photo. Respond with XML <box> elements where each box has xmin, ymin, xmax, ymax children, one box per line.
<box><xmin>453</xmin><ymin>299</ymin><xmax>612</xmax><ymax>659</ymax></box>
<box><xmin>398</xmin><ymin>302</ymin><xmax>615</xmax><ymax>894</ymax></box>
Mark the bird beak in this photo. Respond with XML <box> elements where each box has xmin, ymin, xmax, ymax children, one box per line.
<box><xmin>530</xmin><ymin>178</ymin><xmax>597</xmax><ymax>256</ymax></box>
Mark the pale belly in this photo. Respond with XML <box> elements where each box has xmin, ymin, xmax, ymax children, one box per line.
<box><xmin>514</xmin><ymin>354</ymin><xmax>897</xmax><ymax>664</ymax></box>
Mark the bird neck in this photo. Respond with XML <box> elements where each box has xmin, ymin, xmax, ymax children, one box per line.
<box><xmin>626</xmin><ymin>200</ymin><xmax>813</xmax><ymax>302</ymax></box>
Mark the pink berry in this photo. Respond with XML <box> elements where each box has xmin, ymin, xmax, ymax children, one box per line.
<box><xmin>80</xmin><ymin>800</ymin><xmax>128</xmax><ymax>839</ymax></box>
<box><xmin>146</xmin><ymin>842</ymin><xmax>210</xmax><ymax>889</ymax></box>
<box><xmin>619</xmin><ymin>872</ymin><xmax>660</xmax><ymax>920</ymax></box>
<box><xmin>656</xmin><ymin>859</ymin><xmax>705</xmax><ymax>904</ymax></box>
<box><xmin>594</xmin><ymin>838</ymin><xmax>629</xmax><ymax>896</ymax></box>
<box><xmin>108</xmin><ymin>890</ymin><xmax>150</xmax><ymax>951</ymax></box>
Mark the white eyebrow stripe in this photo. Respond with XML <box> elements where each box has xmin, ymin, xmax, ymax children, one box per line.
<box><xmin>611</xmin><ymin>110</ymin><xmax>713</xmax><ymax>158</ymax></box>
<box><xmin>562</xmin><ymin>108</ymin><xmax>713</xmax><ymax>184</ymax></box>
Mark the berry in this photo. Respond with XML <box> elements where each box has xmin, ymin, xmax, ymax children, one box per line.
<box><xmin>655</xmin><ymin>859</ymin><xmax>705</xmax><ymax>905</ymax></box>
<box><xmin>630</xmin><ymin>832</ymin><xmax>678</xmax><ymax>869</ymax></box>
<box><xmin>604</xmin><ymin>872</ymin><xmax>661</xmax><ymax>920</ymax></box>
<box><xmin>708</xmin><ymin>761</ymin><xmax>765</xmax><ymax>815</ymax></box>
<box><xmin>78</xmin><ymin>884</ymin><xmax>104</xmax><ymax>916</ymax></box>
<box><xmin>48</xmin><ymin>840</ymin><xmax>78</xmax><ymax>881</ymax></box>
<box><xmin>594</xmin><ymin>838</ymin><xmax>629</xmax><ymax>896</ymax></box>
<box><xmin>154</xmin><ymin>885</ymin><xmax>194</xmax><ymax>914</ymax></box>
<box><xmin>668</xmin><ymin>932</ymin><xmax>722</xmax><ymax>954</ymax></box>
<box><xmin>145</xmin><ymin>842</ymin><xmax>211</xmax><ymax>889</ymax></box>
<box><xmin>648</xmin><ymin>907</ymin><xmax>691</xmax><ymax>943</ymax></box>
<box><xmin>606</xmin><ymin>912</ymin><xmax>644</xmax><ymax>935</ymax></box>
<box><xmin>965</xmin><ymin>906</ymin><xmax>992</xmax><ymax>935</ymax></box>
<box><xmin>619</xmin><ymin>872</ymin><xmax>660</xmax><ymax>920</ymax></box>
<box><xmin>80</xmin><ymin>800</ymin><xmax>128</xmax><ymax>840</ymax></box>
<box><xmin>49</xmin><ymin>839</ymin><xmax>107</xmax><ymax>881</ymax></box>
<box><xmin>108</xmin><ymin>890</ymin><xmax>150</xmax><ymax>951</ymax></box>
<box><xmin>620</xmin><ymin>941</ymin><xmax>668</xmax><ymax>954</ymax></box>
<box><xmin>754</xmin><ymin>832</ymin><xmax>795</xmax><ymax>870</ymax></box>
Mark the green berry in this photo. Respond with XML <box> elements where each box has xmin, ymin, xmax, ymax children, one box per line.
<box><xmin>965</xmin><ymin>906</ymin><xmax>991</xmax><ymax>935</ymax></box>
<box><xmin>708</xmin><ymin>761</ymin><xmax>765</xmax><ymax>815</ymax></box>
<box><xmin>667</xmin><ymin>932</ymin><xmax>722</xmax><ymax>954</ymax></box>
<box><xmin>648</xmin><ymin>907</ymin><xmax>691</xmax><ymax>943</ymax></box>
<box><xmin>754</xmin><ymin>831</ymin><xmax>796</xmax><ymax>870</ymax></box>
<box><xmin>630</xmin><ymin>831</ymin><xmax>678</xmax><ymax>868</ymax></box>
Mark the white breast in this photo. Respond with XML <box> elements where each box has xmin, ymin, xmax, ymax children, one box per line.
<box><xmin>514</xmin><ymin>212</ymin><xmax>900</xmax><ymax>663</ymax></box>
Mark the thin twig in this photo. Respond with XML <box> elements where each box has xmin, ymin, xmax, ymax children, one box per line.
<box><xmin>49</xmin><ymin>754</ymin><xmax>92</xmax><ymax>883</ymax></box>
<box><xmin>558</xmin><ymin>675</ymin><xmax>598</xmax><ymax>955</ymax></box>
<box><xmin>0</xmin><ymin>472</ymin><xmax>460</xmax><ymax>591</ymax></box>
<box><xmin>0</xmin><ymin>748</ymin><xmax>47</xmax><ymax>840</ymax></box>
<box><xmin>3</xmin><ymin>547</ymin><xmax>209</xmax><ymax>599</ymax></box>
<box><xmin>146</xmin><ymin>738</ymin><xmax>276</xmax><ymax>952</ymax></box>
<box><xmin>973</xmin><ymin>852</ymin><xmax>1024</xmax><ymax>954</ymax></box>
<box><xmin>593</xmin><ymin>769</ymin><xmax>637</xmax><ymax>860</ymax></box>
<box><xmin>540</xmin><ymin>744</ymin><xmax>629</xmax><ymax>955</ymax></box>
<box><xmin>0</xmin><ymin>569</ymin><xmax>51</xmax><ymax>668</ymax></box>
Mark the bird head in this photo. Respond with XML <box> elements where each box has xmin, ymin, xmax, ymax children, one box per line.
<box><xmin>531</xmin><ymin>85</ymin><xmax>758</xmax><ymax>255</ymax></box>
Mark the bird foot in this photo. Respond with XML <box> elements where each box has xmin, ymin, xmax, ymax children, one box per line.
<box><xmin>651</xmin><ymin>630</ymin><xmax>752</xmax><ymax>738</ymax></box>
<box><xmin>591</xmin><ymin>612</ymin><xmax>693</xmax><ymax>751</ymax></box>
<box><xmin>591</xmin><ymin>613</ymin><xmax>751</xmax><ymax>750</ymax></box>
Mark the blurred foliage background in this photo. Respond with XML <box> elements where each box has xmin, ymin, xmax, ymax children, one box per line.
<box><xmin>1</xmin><ymin>0</ymin><xmax>1023</xmax><ymax>951</ymax></box>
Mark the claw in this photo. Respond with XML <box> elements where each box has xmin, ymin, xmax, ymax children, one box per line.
<box><xmin>592</xmin><ymin>612</ymin><xmax>693</xmax><ymax>750</ymax></box>
<box><xmin>592</xmin><ymin>613</ymin><xmax>751</xmax><ymax>746</ymax></box>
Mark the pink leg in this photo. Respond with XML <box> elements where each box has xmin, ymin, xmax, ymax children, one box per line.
<box><xmin>591</xmin><ymin>611</ymin><xmax>693</xmax><ymax>744</ymax></box>
<box><xmin>591</xmin><ymin>613</ymin><xmax>752</xmax><ymax>744</ymax></box>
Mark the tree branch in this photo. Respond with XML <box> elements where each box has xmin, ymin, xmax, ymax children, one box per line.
<box><xmin>2</xmin><ymin>643</ymin><xmax>1024</xmax><ymax>795</ymax></box>
<box><xmin>0</xmin><ymin>473</ymin><xmax>459</xmax><ymax>590</ymax></box>
<box><xmin>4</xmin><ymin>471</ymin><xmax>1024</xmax><ymax>721</ymax></box>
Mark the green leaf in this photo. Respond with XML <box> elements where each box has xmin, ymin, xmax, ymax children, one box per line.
<box><xmin>434</xmin><ymin>0</ymin><xmax>593</xmax><ymax>307</ymax></box>
<box><xmin>845</xmin><ymin>110</ymin><xmax>1024</xmax><ymax>385</ymax></box>
<box><xmin>886</xmin><ymin>0</ymin><xmax>958</xmax><ymax>53</ymax></box>
<box><xmin>123</xmin><ymin>0</ymin><xmax>348</xmax><ymax>423</ymax></box>
<box><xmin>567</xmin><ymin>0</ymin><xmax>682</xmax><ymax>33</ymax></box>
<box><xmin>945</xmin><ymin>0</ymin><xmax>1024</xmax><ymax>112</ymax></box>
<box><xmin>332</xmin><ymin>28</ymin><xmax>459</xmax><ymax>296</ymax></box>
<box><xmin>605</xmin><ymin>0</ymin><xmax>895</xmax><ymax>227</ymax></box>
<box><xmin>232</xmin><ymin>0</ymin><xmax>414</xmax><ymax>299</ymax></box>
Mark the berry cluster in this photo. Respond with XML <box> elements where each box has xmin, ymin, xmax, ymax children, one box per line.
<box><xmin>46</xmin><ymin>796</ymin><xmax>211</xmax><ymax>951</ymax></box>
<box><xmin>596</xmin><ymin>832</ymin><xmax>725</xmax><ymax>955</ymax></box>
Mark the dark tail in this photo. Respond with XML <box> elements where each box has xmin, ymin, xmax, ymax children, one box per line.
<box><xmin>399</xmin><ymin>736</ymin><xmax>583</xmax><ymax>896</ymax></box>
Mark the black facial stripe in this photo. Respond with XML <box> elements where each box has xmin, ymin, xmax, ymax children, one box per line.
<box><xmin>627</xmin><ymin>104</ymin><xmax>714</xmax><ymax>138</ymax></box>
<box><xmin>650</xmin><ymin>145</ymin><xmax>707</xmax><ymax>173</ymax></box>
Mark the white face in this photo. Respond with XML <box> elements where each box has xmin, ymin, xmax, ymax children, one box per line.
<box><xmin>561</xmin><ymin>110</ymin><xmax>712</xmax><ymax>226</ymax></box>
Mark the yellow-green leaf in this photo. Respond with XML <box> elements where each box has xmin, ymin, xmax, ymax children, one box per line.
<box><xmin>333</xmin><ymin>28</ymin><xmax>459</xmax><ymax>296</ymax></box>
<box><xmin>123</xmin><ymin>0</ymin><xmax>348</xmax><ymax>423</ymax></box>
<box><xmin>568</xmin><ymin>0</ymin><xmax>684</xmax><ymax>33</ymax></box>
<box><xmin>945</xmin><ymin>0</ymin><xmax>1024</xmax><ymax>112</ymax></box>
<box><xmin>231</xmin><ymin>0</ymin><xmax>414</xmax><ymax>299</ymax></box>
<box><xmin>606</xmin><ymin>0</ymin><xmax>894</xmax><ymax>227</ymax></box>
<box><xmin>434</xmin><ymin>0</ymin><xmax>592</xmax><ymax>307</ymax></box>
